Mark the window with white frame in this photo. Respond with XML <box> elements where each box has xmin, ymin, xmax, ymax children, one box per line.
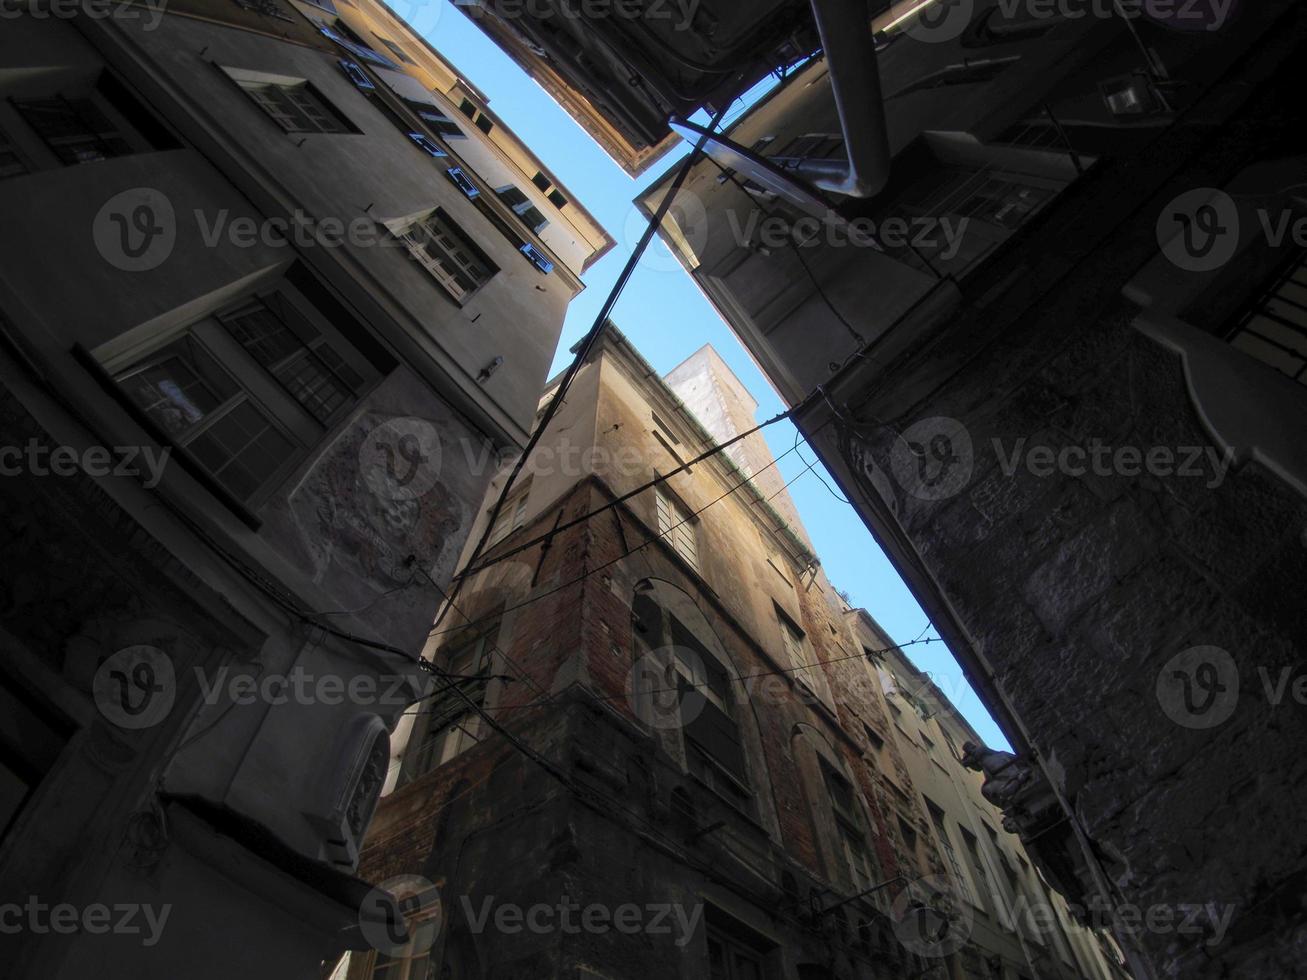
<box><xmin>399</xmin><ymin>208</ymin><xmax>495</xmax><ymax>303</ymax></box>
<box><xmin>654</xmin><ymin>483</ymin><xmax>699</xmax><ymax>571</ymax></box>
<box><xmin>407</xmin><ymin>620</ymin><xmax>498</xmax><ymax>777</ymax></box>
<box><xmin>107</xmin><ymin>286</ymin><xmax>372</xmax><ymax>505</ymax></box>
<box><xmin>227</xmin><ymin>69</ymin><xmax>353</xmax><ymax>134</ymax></box>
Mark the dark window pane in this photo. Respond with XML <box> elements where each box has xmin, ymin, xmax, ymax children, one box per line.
<box><xmin>221</xmin><ymin>302</ymin><xmax>354</xmax><ymax>423</ymax></box>
<box><xmin>189</xmin><ymin>400</ymin><xmax>294</xmax><ymax>499</ymax></box>
<box><xmin>14</xmin><ymin>97</ymin><xmax>129</xmax><ymax>166</ymax></box>
<box><xmin>116</xmin><ymin>338</ymin><xmax>238</xmax><ymax>438</ymax></box>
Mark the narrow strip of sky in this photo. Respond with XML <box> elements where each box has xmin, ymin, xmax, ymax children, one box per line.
<box><xmin>410</xmin><ymin>1</ymin><xmax>1010</xmax><ymax>749</ymax></box>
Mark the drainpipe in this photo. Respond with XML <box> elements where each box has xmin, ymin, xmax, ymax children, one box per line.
<box><xmin>788</xmin><ymin>0</ymin><xmax>893</xmax><ymax>199</ymax></box>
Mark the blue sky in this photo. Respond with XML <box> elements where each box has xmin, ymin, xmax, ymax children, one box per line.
<box><xmin>412</xmin><ymin>3</ymin><xmax>1009</xmax><ymax>750</ymax></box>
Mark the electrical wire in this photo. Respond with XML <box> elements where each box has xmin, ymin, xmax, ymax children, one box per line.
<box><xmin>793</xmin><ymin>427</ymin><xmax>853</xmax><ymax>505</ymax></box>
<box><xmin>456</xmin><ymin>406</ymin><xmax>795</xmax><ymax>581</ymax></box>
<box><xmin>424</xmin><ymin>100</ymin><xmax>738</xmax><ymax>648</ymax></box>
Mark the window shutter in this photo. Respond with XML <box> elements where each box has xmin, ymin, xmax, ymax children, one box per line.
<box><xmin>681</xmin><ymin>682</ymin><xmax>747</xmax><ymax>783</ymax></box>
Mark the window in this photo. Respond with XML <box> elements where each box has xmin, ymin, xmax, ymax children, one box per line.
<box><xmin>494</xmin><ymin>185</ymin><xmax>548</xmax><ymax>234</ymax></box>
<box><xmin>960</xmin><ymin>829</ymin><xmax>993</xmax><ymax>912</ymax></box>
<box><xmin>863</xmin><ymin>723</ymin><xmax>884</xmax><ymax>754</ymax></box>
<box><xmin>898</xmin><ymin>816</ymin><xmax>919</xmax><ymax>852</ymax></box>
<box><xmin>707</xmin><ymin>927</ymin><xmax>766</xmax><ymax>980</ymax></box>
<box><xmin>458</xmin><ymin>97</ymin><xmax>477</xmax><ymax>119</ymax></box>
<box><xmin>0</xmin><ymin>126</ymin><xmax>27</xmax><ymax>180</ymax></box>
<box><xmin>109</xmin><ymin>288</ymin><xmax>370</xmax><ymax>504</ymax></box>
<box><xmin>410</xmin><ymin>105</ymin><xmax>465</xmax><ymax>139</ymax></box>
<box><xmin>821</xmin><ymin>760</ymin><xmax>886</xmax><ymax>911</ymax></box>
<box><xmin>654</xmin><ymin>483</ymin><xmax>699</xmax><ymax>571</ymax></box>
<box><xmin>765</xmin><ymin>556</ymin><xmax>792</xmax><ymax>587</ymax></box>
<box><xmin>374</xmin><ymin>35</ymin><xmax>416</xmax><ymax>65</ymax></box>
<box><xmin>475</xmin><ymin>114</ymin><xmax>493</xmax><ymax>135</ymax></box>
<box><xmin>444</xmin><ymin>167</ymin><xmax>479</xmax><ymax>199</ymax></box>
<box><xmin>770</xmin><ymin>133</ymin><xmax>843</xmax><ymax>163</ymax></box>
<box><xmin>634</xmin><ymin>589</ymin><xmax>749</xmax><ymax>806</ymax></box>
<box><xmin>519</xmin><ymin>243</ymin><xmax>553</xmax><ymax>275</ymax></box>
<box><xmin>217</xmin><ymin>298</ymin><xmax>361</xmax><ymax>424</ymax></box>
<box><xmin>775</xmin><ymin>605</ymin><xmax>818</xmax><ymax>693</ymax></box>
<box><xmin>927</xmin><ymin>801</ymin><xmax>976</xmax><ymax>906</ymax></box>
<box><xmin>337</xmin><ymin>58</ymin><xmax>375</xmax><ymax>91</ymax></box>
<box><xmin>13</xmin><ymin>97</ymin><xmax>132</xmax><ymax>165</ymax></box>
<box><xmin>650</xmin><ymin>409</ymin><xmax>680</xmax><ymax>445</ymax></box>
<box><xmin>547</xmin><ymin>189</ymin><xmax>568</xmax><ymax>209</ymax></box>
<box><xmin>115</xmin><ymin>333</ymin><xmax>296</xmax><ymax>502</ymax></box>
<box><xmin>405</xmin><ymin>132</ymin><xmax>446</xmax><ymax>158</ymax></box>
<box><xmin>232</xmin><ymin>73</ymin><xmax>353</xmax><ymax>134</ymax></box>
<box><xmin>531</xmin><ymin>170</ymin><xmax>551</xmax><ymax>191</ymax></box>
<box><xmin>398</xmin><ymin>208</ymin><xmax>496</xmax><ymax>303</ymax></box>
<box><xmin>1225</xmin><ymin>247</ymin><xmax>1307</xmax><ymax>385</ymax></box>
<box><xmin>365</xmin><ymin>884</ymin><xmax>441</xmax><ymax>980</ymax></box>
<box><xmin>408</xmin><ymin>621</ymin><xmax>497</xmax><ymax>776</ymax></box>
<box><xmin>317</xmin><ymin>20</ymin><xmax>400</xmax><ymax>68</ymax></box>
<box><xmin>673</xmin><ymin>623</ymin><xmax>748</xmax><ymax>804</ymax></box>
<box><xmin>486</xmin><ymin>481</ymin><xmax>530</xmax><ymax>546</ymax></box>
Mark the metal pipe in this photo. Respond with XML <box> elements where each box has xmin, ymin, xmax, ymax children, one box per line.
<box><xmin>790</xmin><ymin>0</ymin><xmax>892</xmax><ymax>199</ymax></box>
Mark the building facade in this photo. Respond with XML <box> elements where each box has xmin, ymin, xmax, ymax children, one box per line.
<box><xmin>854</xmin><ymin>613</ymin><xmax>1132</xmax><ymax>980</ymax></box>
<box><xmin>0</xmin><ymin>0</ymin><xmax>608</xmax><ymax>976</ymax></box>
<box><xmin>349</xmin><ymin>334</ymin><xmax>1124</xmax><ymax>980</ymax></box>
<box><xmin>627</xmin><ymin>3</ymin><xmax>1307</xmax><ymax>978</ymax></box>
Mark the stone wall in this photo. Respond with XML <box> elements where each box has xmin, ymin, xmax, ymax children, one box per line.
<box><xmin>825</xmin><ymin>22</ymin><xmax>1307</xmax><ymax>977</ymax></box>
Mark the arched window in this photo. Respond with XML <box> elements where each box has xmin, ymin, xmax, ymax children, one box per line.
<box><xmin>820</xmin><ymin>758</ymin><xmax>886</xmax><ymax>912</ymax></box>
<box><xmin>630</xmin><ymin>579</ymin><xmax>750</xmax><ymax>808</ymax></box>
